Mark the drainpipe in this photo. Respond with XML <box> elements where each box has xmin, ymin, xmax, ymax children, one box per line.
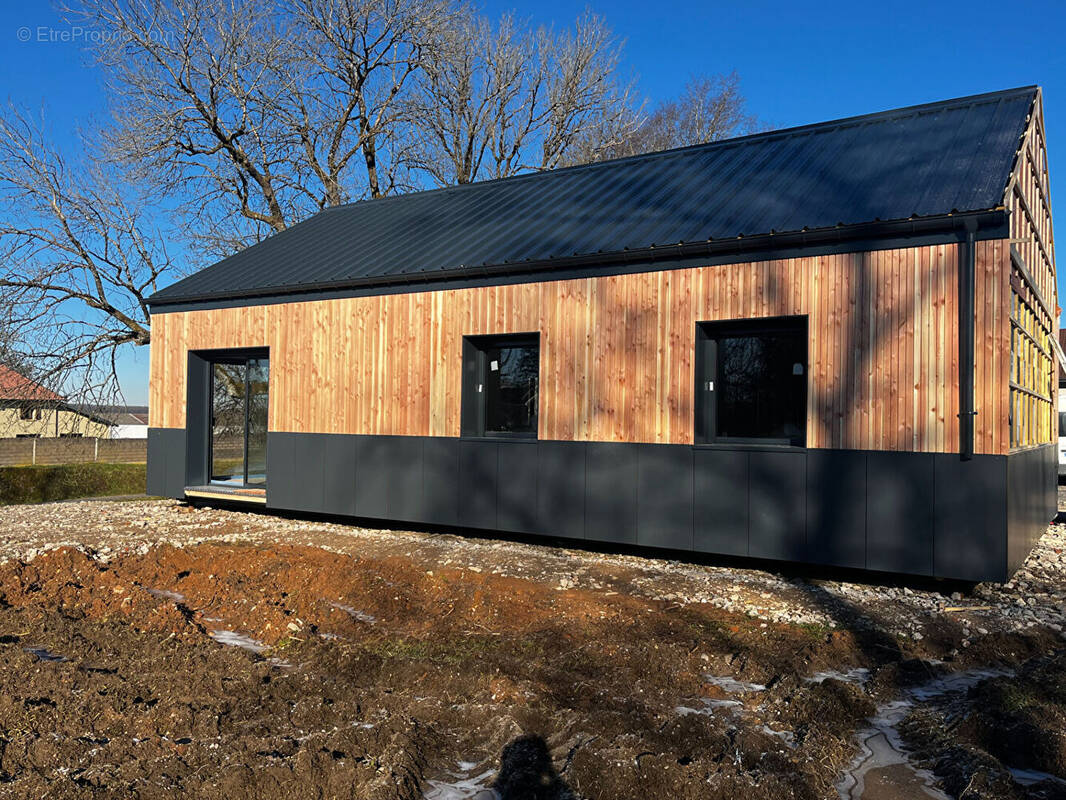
<box><xmin>958</xmin><ymin>219</ymin><xmax>978</xmax><ymax>461</ymax></box>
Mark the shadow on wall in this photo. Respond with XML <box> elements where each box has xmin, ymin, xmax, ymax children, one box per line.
<box><xmin>487</xmin><ymin>734</ymin><xmax>575</xmax><ymax>800</ymax></box>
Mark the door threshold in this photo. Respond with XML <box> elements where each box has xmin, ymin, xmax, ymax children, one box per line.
<box><xmin>185</xmin><ymin>485</ymin><xmax>267</xmax><ymax>504</ymax></box>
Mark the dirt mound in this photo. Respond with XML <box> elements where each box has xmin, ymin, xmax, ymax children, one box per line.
<box><xmin>0</xmin><ymin>540</ymin><xmax>1060</xmax><ymax>799</ymax></box>
<box><xmin>0</xmin><ymin>542</ymin><xmax>866</xmax><ymax>799</ymax></box>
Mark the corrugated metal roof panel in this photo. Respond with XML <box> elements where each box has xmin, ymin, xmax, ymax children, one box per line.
<box><xmin>149</xmin><ymin>86</ymin><xmax>1036</xmax><ymax>305</ymax></box>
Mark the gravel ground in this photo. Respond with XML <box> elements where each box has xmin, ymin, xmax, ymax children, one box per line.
<box><xmin>1</xmin><ymin>497</ymin><xmax>1064</xmax><ymax>649</ymax></box>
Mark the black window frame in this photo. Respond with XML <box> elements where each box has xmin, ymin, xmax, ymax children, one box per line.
<box><xmin>695</xmin><ymin>315</ymin><xmax>808</xmax><ymax>448</ymax></box>
<box><xmin>461</xmin><ymin>332</ymin><xmax>540</xmax><ymax>440</ymax></box>
<box><xmin>204</xmin><ymin>349</ymin><xmax>270</xmax><ymax>489</ymax></box>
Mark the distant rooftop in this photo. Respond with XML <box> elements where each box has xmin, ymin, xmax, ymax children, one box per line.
<box><xmin>73</xmin><ymin>405</ymin><xmax>149</xmax><ymax>426</ymax></box>
<box><xmin>150</xmin><ymin>86</ymin><xmax>1037</xmax><ymax>307</ymax></box>
<box><xmin>0</xmin><ymin>365</ymin><xmax>63</xmax><ymax>403</ymax></box>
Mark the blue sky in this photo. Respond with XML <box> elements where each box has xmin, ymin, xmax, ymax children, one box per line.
<box><xmin>1</xmin><ymin>0</ymin><xmax>1064</xmax><ymax>405</ymax></box>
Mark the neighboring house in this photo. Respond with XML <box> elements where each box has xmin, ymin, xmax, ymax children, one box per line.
<box><xmin>147</xmin><ymin>87</ymin><xmax>1056</xmax><ymax>583</ymax></box>
<box><xmin>0</xmin><ymin>366</ymin><xmax>112</xmax><ymax>439</ymax></box>
<box><xmin>77</xmin><ymin>406</ymin><xmax>150</xmax><ymax>439</ymax></box>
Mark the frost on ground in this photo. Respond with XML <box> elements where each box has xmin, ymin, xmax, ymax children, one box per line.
<box><xmin>0</xmin><ymin>498</ymin><xmax>1063</xmax><ymax>800</ymax></box>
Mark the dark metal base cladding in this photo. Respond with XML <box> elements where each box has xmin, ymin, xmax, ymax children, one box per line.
<box><xmin>934</xmin><ymin>453</ymin><xmax>1007</xmax><ymax>582</ymax></box>
<box><xmin>146</xmin><ymin>428</ymin><xmax>187</xmax><ymax>499</ymax></box>
<box><xmin>806</xmin><ymin>450</ymin><xmax>867</xmax><ymax>570</ymax></box>
<box><xmin>694</xmin><ymin>449</ymin><xmax>748</xmax><ymax>556</ymax></box>
<box><xmin>1007</xmin><ymin>443</ymin><xmax>1057</xmax><ymax>576</ymax></box>
<box><xmin>585</xmin><ymin>443</ymin><xmax>637</xmax><ymax>544</ymax></box>
<box><xmin>143</xmin><ymin>428</ymin><xmax>1057</xmax><ymax>582</ymax></box>
<box><xmin>866</xmin><ymin>452</ymin><xmax>934</xmax><ymax>575</ymax></box>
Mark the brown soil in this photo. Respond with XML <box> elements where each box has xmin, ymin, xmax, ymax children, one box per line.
<box><xmin>897</xmin><ymin>651</ymin><xmax>1066</xmax><ymax>800</ymax></box>
<box><xmin>0</xmin><ymin>504</ymin><xmax>1062</xmax><ymax>799</ymax></box>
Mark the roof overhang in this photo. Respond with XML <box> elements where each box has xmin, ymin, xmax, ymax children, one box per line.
<box><xmin>148</xmin><ymin>209</ymin><xmax>1010</xmax><ymax>313</ymax></box>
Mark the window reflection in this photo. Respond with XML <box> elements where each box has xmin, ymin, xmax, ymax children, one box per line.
<box><xmin>485</xmin><ymin>344</ymin><xmax>539</xmax><ymax>435</ymax></box>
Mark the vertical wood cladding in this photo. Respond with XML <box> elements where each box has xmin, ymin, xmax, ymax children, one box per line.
<box><xmin>149</xmin><ymin>242</ymin><xmax>1011</xmax><ymax>454</ymax></box>
<box><xmin>1008</xmin><ymin>92</ymin><xmax>1058</xmax><ymax>449</ymax></box>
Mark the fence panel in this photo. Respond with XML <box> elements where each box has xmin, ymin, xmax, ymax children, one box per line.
<box><xmin>0</xmin><ymin>438</ymin><xmax>147</xmax><ymax>467</ymax></box>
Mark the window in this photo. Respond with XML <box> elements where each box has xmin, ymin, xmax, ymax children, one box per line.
<box><xmin>209</xmin><ymin>355</ymin><xmax>269</xmax><ymax>486</ymax></box>
<box><xmin>695</xmin><ymin>316</ymin><xmax>807</xmax><ymax>447</ymax></box>
<box><xmin>1059</xmin><ymin>411</ymin><xmax>1066</xmax><ymax>438</ymax></box>
<box><xmin>19</xmin><ymin>406</ymin><xmax>34</xmax><ymax>420</ymax></box>
<box><xmin>461</xmin><ymin>333</ymin><xmax>539</xmax><ymax>438</ymax></box>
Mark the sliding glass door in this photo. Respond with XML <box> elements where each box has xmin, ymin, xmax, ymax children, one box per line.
<box><xmin>210</xmin><ymin>356</ymin><xmax>269</xmax><ymax>486</ymax></box>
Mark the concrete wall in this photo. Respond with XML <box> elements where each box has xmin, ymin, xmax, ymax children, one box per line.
<box><xmin>0</xmin><ymin>437</ymin><xmax>146</xmax><ymax>467</ymax></box>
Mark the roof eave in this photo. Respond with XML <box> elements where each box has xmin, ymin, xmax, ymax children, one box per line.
<box><xmin>147</xmin><ymin>209</ymin><xmax>1010</xmax><ymax>310</ymax></box>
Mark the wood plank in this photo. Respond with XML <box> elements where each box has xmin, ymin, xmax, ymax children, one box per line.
<box><xmin>149</xmin><ymin>241</ymin><xmax>1016</xmax><ymax>454</ymax></box>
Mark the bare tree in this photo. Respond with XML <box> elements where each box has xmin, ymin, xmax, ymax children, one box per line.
<box><xmin>75</xmin><ymin>0</ymin><xmax>456</xmax><ymax>257</ymax></box>
<box><xmin>291</xmin><ymin>0</ymin><xmax>458</xmax><ymax>200</ymax></box>
<box><xmin>564</xmin><ymin>72</ymin><xmax>761</xmax><ymax>165</ymax></box>
<box><xmin>78</xmin><ymin>0</ymin><xmax>310</xmax><ymax>254</ymax></box>
<box><xmin>0</xmin><ymin>106</ymin><xmax>171</xmax><ymax>402</ymax></box>
<box><xmin>3</xmin><ymin>1</ymin><xmax>759</xmax><ymax>404</ymax></box>
<box><xmin>407</xmin><ymin>9</ymin><xmax>634</xmax><ymax>186</ymax></box>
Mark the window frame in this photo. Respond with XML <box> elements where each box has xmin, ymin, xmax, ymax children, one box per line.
<box><xmin>204</xmin><ymin>349</ymin><xmax>270</xmax><ymax>489</ymax></box>
<box><xmin>461</xmin><ymin>332</ymin><xmax>540</xmax><ymax>440</ymax></box>
<box><xmin>694</xmin><ymin>315</ymin><xmax>808</xmax><ymax>448</ymax></box>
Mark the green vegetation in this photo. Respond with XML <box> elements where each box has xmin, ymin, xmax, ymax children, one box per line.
<box><xmin>0</xmin><ymin>462</ymin><xmax>146</xmax><ymax>505</ymax></box>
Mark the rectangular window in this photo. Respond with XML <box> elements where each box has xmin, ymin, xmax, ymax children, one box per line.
<box><xmin>696</xmin><ymin>316</ymin><xmax>807</xmax><ymax>447</ymax></box>
<box><xmin>461</xmin><ymin>333</ymin><xmax>539</xmax><ymax>438</ymax></box>
<box><xmin>209</xmin><ymin>355</ymin><xmax>269</xmax><ymax>486</ymax></box>
<box><xmin>19</xmin><ymin>406</ymin><xmax>32</xmax><ymax>420</ymax></box>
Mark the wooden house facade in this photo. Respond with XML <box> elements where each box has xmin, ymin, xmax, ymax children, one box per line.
<box><xmin>147</xmin><ymin>87</ymin><xmax>1058</xmax><ymax>581</ymax></box>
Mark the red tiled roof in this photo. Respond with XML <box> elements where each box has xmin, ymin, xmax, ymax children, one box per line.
<box><xmin>0</xmin><ymin>365</ymin><xmax>63</xmax><ymax>402</ymax></box>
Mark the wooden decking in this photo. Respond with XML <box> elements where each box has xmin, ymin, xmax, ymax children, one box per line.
<box><xmin>184</xmin><ymin>485</ymin><xmax>267</xmax><ymax>505</ymax></box>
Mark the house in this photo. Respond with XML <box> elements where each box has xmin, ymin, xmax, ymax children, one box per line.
<box><xmin>146</xmin><ymin>86</ymin><xmax>1057</xmax><ymax>582</ymax></box>
<box><xmin>80</xmin><ymin>406</ymin><xmax>150</xmax><ymax>439</ymax></box>
<box><xmin>0</xmin><ymin>365</ymin><xmax>112</xmax><ymax>439</ymax></box>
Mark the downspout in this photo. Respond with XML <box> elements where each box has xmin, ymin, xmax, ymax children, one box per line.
<box><xmin>959</xmin><ymin>219</ymin><xmax>978</xmax><ymax>460</ymax></box>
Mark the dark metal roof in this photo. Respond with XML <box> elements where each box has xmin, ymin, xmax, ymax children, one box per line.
<box><xmin>149</xmin><ymin>86</ymin><xmax>1037</xmax><ymax>307</ymax></box>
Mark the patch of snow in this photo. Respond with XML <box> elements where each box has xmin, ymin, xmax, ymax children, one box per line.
<box><xmin>760</xmin><ymin>725</ymin><xmax>796</xmax><ymax>748</ymax></box>
<box><xmin>422</xmin><ymin>765</ymin><xmax>498</xmax><ymax>800</ymax></box>
<box><xmin>705</xmin><ymin>675</ymin><xmax>766</xmax><ymax>693</ymax></box>
<box><xmin>24</xmin><ymin>646</ymin><xmax>68</xmax><ymax>663</ymax></box>
<box><xmin>330</xmin><ymin>602</ymin><xmax>377</xmax><ymax>624</ymax></box>
<box><xmin>1008</xmin><ymin>767</ymin><xmax>1066</xmax><ymax>787</ymax></box>
<box><xmin>209</xmin><ymin>629</ymin><xmax>267</xmax><ymax>654</ymax></box>
<box><xmin>675</xmin><ymin>698</ymin><xmax>743</xmax><ymax>717</ymax></box>
<box><xmin>146</xmin><ymin>588</ymin><xmax>187</xmax><ymax>603</ymax></box>
<box><xmin>805</xmin><ymin>668</ymin><xmax>871</xmax><ymax>686</ymax></box>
